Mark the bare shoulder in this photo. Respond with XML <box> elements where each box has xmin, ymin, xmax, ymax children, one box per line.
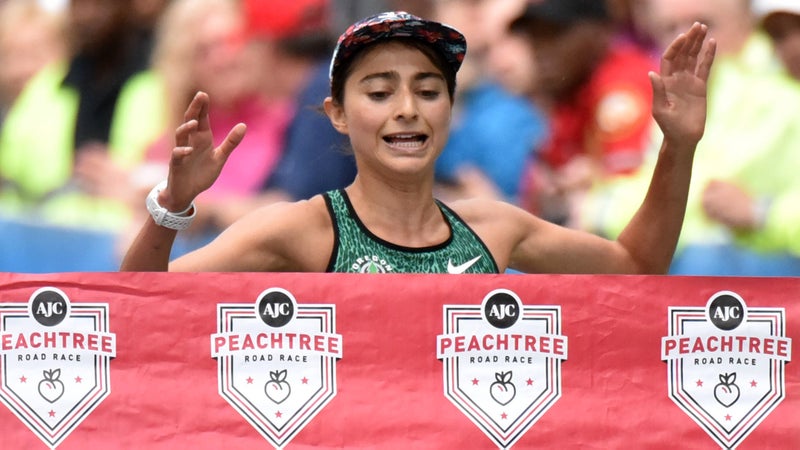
<box><xmin>447</xmin><ymin>197</ymin><xmax>636</xmax><ymax>274</ymax></box>
<box><xmin>247</xmin><ymin>195</ymin><xmax>331</xmax><ymax>230</ymax></box>
<box><xmin>172</xmin><ymin>195</ymin><xmax>334</xmax><ymax>272</ymax></box>
<box><xmin>446</xmin><ymin>198</ymin><xmax>542</xmax><ymax>270</ymax></box>
<box><xmin>239</xmin><ymin>195</ymin><xmax>334</xmax><ymax>270</ymax></box>
<box><xmin>446</xmin><ymin>197</ymin><xmax>527</xmax><ymax>224</ymax></box>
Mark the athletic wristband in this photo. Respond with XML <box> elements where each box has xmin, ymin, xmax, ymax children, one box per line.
<box><xmin>145</xmin><ymin>180</ymin><xmax>196</xmax><ymax>231</ymax></box>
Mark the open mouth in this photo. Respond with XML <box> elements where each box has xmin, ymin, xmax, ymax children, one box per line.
<box><xmin>383</xmin><ymin>133</ymin><xmax>428</xmax><ymax>149</ymax></box>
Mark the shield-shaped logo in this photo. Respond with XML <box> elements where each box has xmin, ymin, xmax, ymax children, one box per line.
<box><xmin>437</xmin><ymin>289</ymin><xmax>568</xmax><ymax>449</ymax></box>
<box><xmin>0</xmin><ymin>287</ymin><xmax>116</xmax><ymax>448</ymax></box>
<box><xmin>211</xmin><ymin>288</ymin><xmax>342</xmax><ymax>449</ymax></box>
<box><xmin>661</xmin><ymin>290</ymin><xmax>791</xmax><ymax>449</ymax></box>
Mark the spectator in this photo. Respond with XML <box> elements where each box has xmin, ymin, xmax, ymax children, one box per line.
<box><xmin>731</xmin><ymin>0</ymin><xmax>800</xmax><ymax>259</ymax></box>
<box><xmin>509</xmin><ymin>0</ymin><xmax>657</xmax><ymax>226</ymax></box>
<box><xmin>0</xmin><ymin>0</ymin><xmax>64</xmax><ymax>124</ymax></box>
<box><xmin>431</xmin><ymin>0</ymin><xmax>547</xmax><ymax>204</ymax></box>
<box><xmin>130</xmin><ymin>0</ymin><xmax>171</xmax><ymax>58</ymax></box>
<box><xmin>245</xmin><ymin>0</ymin><xmax>358</xmax><ymax>201</ymax></box>
<box><xmin>332</xmin><ymin>0</ymin><xmax>390</xmax><ymax>33</ymax></box>
<box><xmin>606</xmin><ymin>0</ymin><xmax>662</xmax><ymax>59</ymax></box>
<box><xmin>755</xmin><ymin>0</ymin><xmax>800</xmax><ymax>79</ymax></box>
<box><xmin>123</xmin><ymin>0</ymin><xmax>355</xmax><ymax>259</ymax></box>
<box><xmin>140</xmin><ymin>0</ymin><xmax>294</xmax><ymax>235</ymax></box>
<box><xmin>486</xmin><ymin>3</ymin><xmax>544</xmax><ymax>105</ymax></box>
<box><xmin>578</xmin><ymin>0</ymin><xmax>800</xmax><ymax>275</ymax></box>
<box><xmin>0</xmin><ymin>0</ymin><xmax>165</xmax><ymax>231</ymax></box>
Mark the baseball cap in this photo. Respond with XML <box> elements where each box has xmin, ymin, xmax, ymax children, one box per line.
<box><xmin>510</xmin><ymin>0</ymin><xmax>609</xmax><ymax>28</ymax></box>
<box><xmin>243</xmin><ymin>0</ymin><xmax>330</xmax><ymax>39</ymax></box>
<box><xmin>752</xmin><ymin>0</ymin><xmax>800</xmax><ymax>18</ymax></box>
<box><xmin>328</xmin><ymin>11</ymin><xmax>467</xmax><ymax>81</ymax></box>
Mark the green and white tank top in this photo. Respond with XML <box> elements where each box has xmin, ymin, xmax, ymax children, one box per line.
<box><xmin>323</xmin><ymin>189</ymin><xmax>499</xmax><ymax>274</ymax></box>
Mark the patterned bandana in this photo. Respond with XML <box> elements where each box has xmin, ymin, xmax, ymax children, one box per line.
<box><xmin>328</xmin><ymin>11</ymin><xmax>467</xmax><ymax>81</ymax></box>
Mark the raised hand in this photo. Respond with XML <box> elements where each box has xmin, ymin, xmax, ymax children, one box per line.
<box><xmin>161</xmin><ymin>92</ymin><xmax>247</xmax><ymax>211</ymax></box>
<box><xmin>649</xmin><ymin>23</ymin><xmax>716</xmax><ymax>149</ymax></box>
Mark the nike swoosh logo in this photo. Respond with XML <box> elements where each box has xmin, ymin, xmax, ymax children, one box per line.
<box><xmin>447</xmin><ymin>255</ymin><xmax>482</xmax><ymax>274</ymax></box>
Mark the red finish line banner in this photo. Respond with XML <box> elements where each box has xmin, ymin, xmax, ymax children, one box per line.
<box><xmin>0</xmin><ymin>273</ymin><xmax>797</xmax><ymax>449</ymax></box>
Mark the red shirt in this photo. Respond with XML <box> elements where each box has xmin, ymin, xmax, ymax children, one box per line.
<box><xmin>538</xmin><ymin>42</ymin><xmax>655</xmax><ymax>175</ymax></box>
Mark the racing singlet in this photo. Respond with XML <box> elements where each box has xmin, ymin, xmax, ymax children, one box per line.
<box><xmin>324</xmin><ymin>189</ymin><xmax>499</xmax><ymax>274</ymax></box>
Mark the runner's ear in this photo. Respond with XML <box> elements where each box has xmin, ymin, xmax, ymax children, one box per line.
<box><xmin>323</xmin><ymin>97</ymin><xmax>349</xmax><ymax>135</ymax></box>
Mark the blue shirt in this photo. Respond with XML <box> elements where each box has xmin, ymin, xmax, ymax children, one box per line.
<box><xmin>435</xmin><ymin>82</ymin><xmax>546</xmax><ymax>201</ymax></box>
<box><xmin>263</xmin><ymin>61</ymin><xmax>357</xmax><ymax>200</ymax></box>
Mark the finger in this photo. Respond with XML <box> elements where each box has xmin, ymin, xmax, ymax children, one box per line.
<box><xmin>183</xmin><ymin>91</ymin><xmax>207</xmax><ymax>123</ymax></box>
<box><xmin>695</xmin><ymin>38</ymin><xmax>717</xmax><ymax>81</ymax></box>
<box><xmin>175</xmin><ymin>119</ymin><xmax>198</xmax><ymax>148</ymax></box>
<box><xmin>648</xmin><ymin>71</ymin><xmax>667</xmax><ymax>107</ymax></box>
<box><xmin>687</xmin><ymin>23</ymin><xmax>707</xmax><ymax>56</ymax></box>
<box><xmin>216</xmin><ymin>123</ymin><xmax>247</xmax><ymax>159</ymax></box>
<box><xmin>683</xmin><ymin>23</ymin><xmax>706</xmax><ymax>71</ymax></box>
<box><xmin>170</xmin><ymin>146</ymin><xmax>194</xmax><ymax>168</ymax></box>
<box><xmin>661</xmin><ymin>32</ymin><xmax>687</xmax><ymax>76</ymax></box>
<box><xmin>195</xmin><ymin>92</ymin><xmax>211</xmax><ymax>132</ymax></box>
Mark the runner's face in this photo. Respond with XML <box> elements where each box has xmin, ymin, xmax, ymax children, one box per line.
<box><xmin>326</xmin><ymin>42</ymin><xmax>452</xmax><ymax>178</ymax></box>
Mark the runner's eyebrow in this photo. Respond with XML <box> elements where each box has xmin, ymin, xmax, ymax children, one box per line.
<box><xmin>414</xmin><ymin>72</ymin><xmax>445</xmax><ymax>83</ymax></box>
<box><xmin>359</xmin><ymin>71</ymin><xmax>398</xmax><ymax>84</ymax></box>
<box><xmin>358</xmin><ymin>71</ymin><xmax>445</xmax><ymax>84</ymax></box>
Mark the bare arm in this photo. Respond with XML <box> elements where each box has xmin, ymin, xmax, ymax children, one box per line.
<box><xmin>615</xmin><ymin>23</ymin><xmax>716</xmax><ymax>273</ymax></box>
<box><xmin>120</xmin><ymin>92</ymin><xmax>246</xmax><ymax>271</ymax></box>
<box><xmin>167</xmin><ymin>198</ymin><xmax>333</xmax><ymax>272</ymax></box>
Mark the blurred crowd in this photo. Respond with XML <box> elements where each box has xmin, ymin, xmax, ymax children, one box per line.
<box><xmin>0</xmin><ymin>0</ymin><xmax>798</xmax><ymax>275</ymax></box>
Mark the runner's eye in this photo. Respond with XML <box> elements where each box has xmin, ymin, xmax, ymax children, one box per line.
<box><xmin>368</xmin><ymin>91</ymin><xmax>390</xmax><ymax>101</ymax></box>
<box><xmin>419</xmin><ymin>90</ymin><xmax>441</xmax><ymax>100</ymax></box>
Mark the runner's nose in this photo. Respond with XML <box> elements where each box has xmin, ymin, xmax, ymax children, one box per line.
<box><xmin>394</xmin><ymin>88</ymin><xmax>419</xmax><ymax>121</ymax></box>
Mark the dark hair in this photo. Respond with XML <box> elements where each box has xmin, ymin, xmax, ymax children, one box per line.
<box><xmin>277</xmin><ymin>33</ymin><xmax>335</xmax><ymax>60</ymax></box>
<box><xmin>329</xmin><ymin>37</ymin><xmax>458</xmax><ymax>106</ymax></box>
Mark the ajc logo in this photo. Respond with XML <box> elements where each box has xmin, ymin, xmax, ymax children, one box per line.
<box><xmin>437</xmin><ymin>289</ymin><xmax>568</xmax><ymax>449</ymax></box>
<box><xmin>211</xmin><ymin>288</ymin><xmax>342</xmax><ymax>449</ymax></box>
<box><xmin>661</xmin><ymin>291</ymin><xmax>791</xmax><ymax>449</ymax></box>
<box><xmin>0</xmin><ymin>287</ymin><xmax>116</xmax><ymax>448</ymax></box>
